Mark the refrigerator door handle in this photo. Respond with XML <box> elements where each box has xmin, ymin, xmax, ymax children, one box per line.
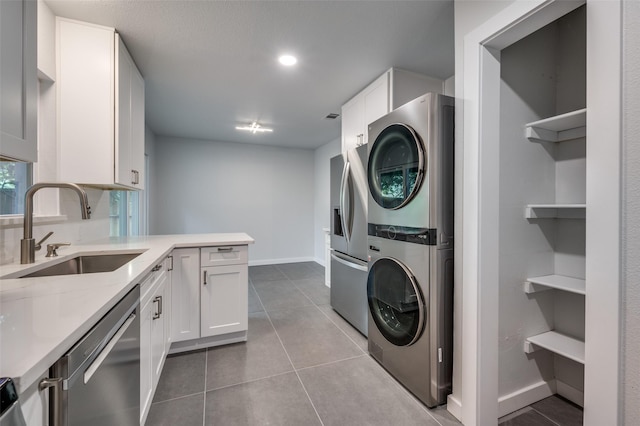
<box><xmin>330</xmin><ymin>250</ymin><xmax>368</xmax><ymax>272</ymax></box>
<box><xmin>339</xmin><ymin>161</ymin><xmax>351</xmax><ymax>242</ymax></box>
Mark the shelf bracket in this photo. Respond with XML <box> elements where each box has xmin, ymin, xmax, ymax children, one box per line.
<box><xmin>524</xmin><ymin>281</ymin><xmax>551</xmax><ymax>294</ymax></box>
<box><xmin>524</xmin><ymin>340</ymin><xmax>541</xmax><ymax>354</ymax></box>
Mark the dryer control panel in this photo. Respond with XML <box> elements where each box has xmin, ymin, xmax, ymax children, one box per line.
<box><xmin>367</xmin><ymin>223</ymin><xmax>436</xmax><ymax>245</ymax></box>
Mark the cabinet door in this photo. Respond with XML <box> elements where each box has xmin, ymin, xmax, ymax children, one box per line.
<box><xmin>201</xmin><ymin>264</ymin><xmax>248</xmax><ymax>338</ymax></box>
<box><xmin>130</xmin><ymin>63</ymin><xmax>145</xmax><ymax>189</ymax></box>
<box><xmin>57</xmin><ymin>18</ymin><xmax>115</xmax><ymax>185</ymax></box>
<box><xmin>151</xmin><ymin>278</ymin><xmax>166</xmax><ymax>388</ymax></box>
<box><xmin>115</xmin><ymin>35</ymin><xmax>133</xmax><ymax>188</ymax></box>
<box><xmin>140</xmin><ymin>299</ymin><xmax>153</xmax><ymax>425</ymax></box>
<box><xmin>171</xmin><ymin>248</ymin><xmax>201</xmax><ymax>342</ymax></box>
<box><xmin>115</xmin><ymin>35</ymin><xmax>145</xmax><ymax>190</ymax></box>
<box><xmin>164</xmin><ymin>256</ymin><xmax>173</xmax><ymax>353</ymax></box>
<box><xmin>0</xmin><ymin>0</ymin><xmax>37</xmax><ymax>162</ymax></box>
<box><xmin>341</xmin><ymin>95</ymin><xmax>364</xmax><ymax>152</ymax></box>
<box><xmin>362</xmin><ymin>72</ymin><xmax>390</xmax><ymax>144</ymax></box>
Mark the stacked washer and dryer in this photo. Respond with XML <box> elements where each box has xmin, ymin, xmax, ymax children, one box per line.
<box><xmin>365</xmin><ymin>93</ymin><xmax>454</xmax><ymax>408</ymax></box>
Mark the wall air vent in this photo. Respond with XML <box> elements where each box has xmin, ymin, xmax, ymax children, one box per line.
<box><xmin>325</xmin><ymin>113</ymin><xmax>340</xmax><ymax>120</ymax></box>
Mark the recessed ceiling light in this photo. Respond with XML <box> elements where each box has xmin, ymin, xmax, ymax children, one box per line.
<box><xmin>235</xmin><ymin>122</ymin><xmax>273</xmax><ymax>134</ymax></box>
<box><xmin>278</xmin><ymin>55</ymin><xmax>297</xmax><ymax>66</ymax></box>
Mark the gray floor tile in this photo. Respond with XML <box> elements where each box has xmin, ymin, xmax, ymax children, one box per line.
<box><xmin>153</xmin><ymin>350</ymin><xmax>206</xmax><ymax>402</ymax></box>
<box><xmin>146</xmin><ymin>394</ymin><xmax>204</xmax><ymax>426</ymax></box>
<box><xmin>306</xmin><ymin>261</ymin><xmax>326</xmax><ymax>274</ymax></box>
<box><xmin>429</xmin><ymin>405</ymin><xmax>463</xmax><ymax>426</ymax></box>
<box><xmin>531</xmin><ymin>395</ymin><xmax>583</xmax><ymax>426</ymax></box>
<box><xmin>276</xmin><ymin>262</ymin><xmax>323</xmax><ymax>280</ymax></box>
<box><xmin>317</xmin><ymin>304</ymin><xmax>368</xmax><ymax>352</ymax></box>
<box><xmin>252</xmin><ymin>280</ymin><xmax>314</xmax><ymax>312</ymax></box>
<box><xmin>247</xmin><ymin>283</ymin><xmax>264</xmax><ymax>313</ymax></box>
<box><xmin>205</xmin><ymin>372</ymin><xmax>321</xmax><ymax>426</ymax></box>
<box><xmin>298</xmin><ymin>356</ymin><xmax>440</xmax><ymax>426</ymax></box>
<box><xmin>292</xmin><ymin>277</ymin><xmax>330</xmax><ymax>306</ymax></box>
<box><xmin>206</xmin><ymin>312</ymin><xmax>293</xmax><ymax>390</ymax></box>
<box><xmin>499</xmin><ymin>408</ymin><xmax>557</xmax><ymax>426</ymax></box>
<box><xmin>249</xmin><ymin>265</ymin><xmax>287</xmax><ymax>282</ymax></box>
<box><xmin>268</xmin><ymin>305</ymin><xmax>363</xmax><ymax>369</ymax></box>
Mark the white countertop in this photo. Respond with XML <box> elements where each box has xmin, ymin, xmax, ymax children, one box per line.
<box><xmin>0</xmin><ymin>233</ymin><xmax>254</xmax><ymax>393</ymax></box>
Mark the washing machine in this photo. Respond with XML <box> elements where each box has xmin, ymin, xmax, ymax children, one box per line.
<box><xmin>367</xmin><ymin>92</ymin><xmax>454</xmax><ymax>230</ymax></box>
<box><xmin>366</xmin><ymin>93</ymin><xmax>454</xmax><ymax>407</ymax></box>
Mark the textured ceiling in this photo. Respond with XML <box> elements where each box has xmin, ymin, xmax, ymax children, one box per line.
<box><xmin>45</xmin><ymin>0</ymin><xmax>454</xmax><ymax>149</ymax></box>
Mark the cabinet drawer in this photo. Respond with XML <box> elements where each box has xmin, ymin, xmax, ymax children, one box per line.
<box><xmin>201</xmin><ymin>245</ymin><xmax>248</xmax><ymax>267</ymax></box>
<box><xmin>141</xmin><ymin>261</ymin><xmax>167</xmax><ymax>307</ymax></box>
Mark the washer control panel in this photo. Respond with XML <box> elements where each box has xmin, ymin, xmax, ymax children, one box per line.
<box><xmin>367</xmin><ymin>223</ymin><xmax>436</xmax><ymax>245</ymax></box>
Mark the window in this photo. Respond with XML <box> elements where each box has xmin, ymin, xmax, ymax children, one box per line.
<box><xmin>0</xmin><ymin>160</ymin><xmax>32</xmax><ymax>215</ymax></box>
<box><xmin>110</xmin><ymin>190</ymin><xmax>140</xmax><ymax>237</ymax></box>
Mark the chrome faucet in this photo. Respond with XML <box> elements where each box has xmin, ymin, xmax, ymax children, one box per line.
<box><xmin>21</xmin><ymin>183</ymin><xmax>91</xmax><ymax>264</ymax></box>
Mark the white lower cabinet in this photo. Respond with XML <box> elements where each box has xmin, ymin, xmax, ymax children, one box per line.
<box><xmin>170</xmin><ymin>245</ymin><xmax>249</xmax><ymax>353</ymax></box>
<box><xmin>170</xmin><ymin>248</ymin><xmax>201</xmax><ymax>343</ymax></box>
<box><xmin>140</xmin><ymin>257</ymin><xmax>171</xmax><ymax>426</ymax></box>
<box><xmin>201</xmin><ymin>264</ymin><xmax>248</xmax><ymax>337</ymax></box>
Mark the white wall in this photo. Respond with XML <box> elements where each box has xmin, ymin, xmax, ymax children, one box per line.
<box><xmin>151</xmin><ymin>137</ymin><xmax>315</xmax><ymax>265</ymax></box>
<box><xmin>313</xmin><ymin>138</ymin><xmax>341</xmax><ymax>265</ymax></box>
<box><xmin>621</xmin><ymin>0</ymin><xmax>640</xmax><ymax>422</ymax></box>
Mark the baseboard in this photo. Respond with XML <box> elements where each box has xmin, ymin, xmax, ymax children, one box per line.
<box><xmin>248</xmin><ymin>256</ymin><xmax>317</xmax><ymax>266</ymax></box>
<box><xmin>446</xmin><ymin>394</ymin><xmax>462</xmax><ymax>421</ymax></box>
<box><xmin>169</xmin><ymin>331</ymin><xmax>247</xmax><ymax>354</ymax></box>
<box><xmin>498</xmin><ymin>380</ymin><xmax>557</xmax><ymax>417</ymax></box>
<box><xmin>556</xmin><ymin>380</ymin><xmax>584</xmax><ymax>407</ymax></box>
<box><xmin>314</xmin><ymin>256</ymin><xmax>326</xmax><ymax>267</ymax></box>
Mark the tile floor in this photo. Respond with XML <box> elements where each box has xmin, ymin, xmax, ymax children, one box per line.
<box><xmin>147</xmin><ymin>262</ymin><xmax>582</xmax><ymax>426</ymax></box>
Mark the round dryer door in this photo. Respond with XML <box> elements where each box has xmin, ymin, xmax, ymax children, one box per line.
<box><xmin>367</xmin><ymin>257</ymin><xmax>425</xmax><ymax>346</ymax></box>
<box><xmin>368</xmin><ymin>124</ymin><xmax>425</xmax><ymax>210</ymax></box>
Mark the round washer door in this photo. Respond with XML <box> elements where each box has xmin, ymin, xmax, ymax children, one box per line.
<box><xmin>368</xmin><ymin>123</ymin><xmax>425</xmax><ymax>210</ymax></box>
<box><xmin>367</xmin><ymin>257</ymin><xmax>425</xmax><ymax>346</ymax></box>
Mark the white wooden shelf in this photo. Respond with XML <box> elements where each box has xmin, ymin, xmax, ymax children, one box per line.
<box><xmin>524</xmin><ymin>274</ymin><xmax>586</xmax><ymax>295</ymax></box>
<box><xmin>524</xmin><ymin>331</ymin><xmax>585</xmax><ymax>364</ymax></box>
<box><xmin>525</xmin><ymin>108</ymin><xmax>587</xmax><ymax>143</ymax></box>
<box><xmin>525</xmin><ymin>204</ymin><xmax>586</xmax><ymax>219</ymax></box>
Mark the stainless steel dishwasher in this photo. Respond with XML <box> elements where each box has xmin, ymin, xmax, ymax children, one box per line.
<box><xmin>40</xmin><ymin>286</ymin><xmax>140</xmax><ymax>426</ymax></box>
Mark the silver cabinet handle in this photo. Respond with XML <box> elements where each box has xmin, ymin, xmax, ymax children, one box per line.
<box><xmin>217</xmin><ymin>247</ymin><xmax>233</xmax><ymax>252</ymax></box>
<box><xmin>84</xmin><ymin>313</ymin><xmax>137</xmax><ymax>384</ymax></box>
<box><xmin>152</xmin><ymin>264</ymin><xmax>162</xmax><ymax>272</ymax></box>
<box><xmin>131</xmin><ymin>170</ymin><xmax>136</xmax><ymax>185</ymax></box>
<box><xmin>153</xmin><ymin>296</ymin><xmax>161</xmax><ymax>319</ymax></box>
<box><xmin>39</xmin><ymin>377</ymin><xmax>62</xmax><ymax>426</ymax></box>
<box><xmin>203</xmin><ymin>270</ymin><xmax>207</xmax><ymax>285</ymax></box>
<box><xmin>168</xmin><ymin>256</ymin><xmax>173</xmax><ymax>271</ymax></box>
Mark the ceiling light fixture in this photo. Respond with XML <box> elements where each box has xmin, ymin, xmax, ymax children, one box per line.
<box><xmin>278</xmin><ymin>54</ymin><xmax>297</xmax><ymax>66</ymax></box>
<box><xmin>235</xmin><ymin>122</ymin><xmax>273</xmax><ymax>134</ymax></box>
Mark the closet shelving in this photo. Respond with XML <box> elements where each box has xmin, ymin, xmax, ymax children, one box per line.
<box><xmin>524</xmin><ymin>204</ymin><xmax>586</xmax><ymax>219</ymax></box>
<box><xmin>522</xmin><ymin>108</ymin><xmax>587</xmax><ymax>368</ymax></box>
<box><xmin>525</xmin><ymin>108</ymin><xmax>586</xmax><ymax>143</ymax></box>
<box><xmin>524</xmin><ymin>274</ymin><xmax>586</xmax><ymax>295</ymax></box>
<box><xmin>524</xmin><ymin>331</ymin><xmax>585</xmax><ymax>364</ymax></box>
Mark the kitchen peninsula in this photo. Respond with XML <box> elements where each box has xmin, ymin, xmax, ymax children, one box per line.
<box><xmin>0</xmin><ymin>232</ymin><xmax>254</xmax><ymax>425</ymax></box>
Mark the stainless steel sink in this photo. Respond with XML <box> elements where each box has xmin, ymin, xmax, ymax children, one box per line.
<box><xmin>19</xmin><ymin>252</ymin><xmax>143</xmax><ymax>278</ymax></box>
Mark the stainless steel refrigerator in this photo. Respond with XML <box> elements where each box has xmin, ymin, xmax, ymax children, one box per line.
<box><xmin>330</xmin><ymin>144</ymin><xmax>368</xmax><ymax>336</ymax></box>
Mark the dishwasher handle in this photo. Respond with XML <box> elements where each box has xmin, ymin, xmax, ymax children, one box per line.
<box><xmin>82</xmin><ymin>312</ymin><xmax>137</xmax><ymax>385</ymax></box>
<box><xmin>39</xmin><ymin>377</ymin><xmax>62</xmax><ymax>426</ymax></box>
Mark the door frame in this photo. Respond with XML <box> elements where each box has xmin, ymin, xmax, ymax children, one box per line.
<box><xmin>452</xmin><ymin>1</ymin><xmax>622</xmax><ymax>425</ymax></box>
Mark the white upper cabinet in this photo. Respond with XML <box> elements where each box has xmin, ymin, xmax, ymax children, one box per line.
<box><xmin>341</xmin><ymin>68</ymin><xmax>444</xmax><ymax>153</ymax></box>
<box><xmin>57</xmin><ymin>18</ymin><xmax>145</xmax><ymax>189</ymax></box>
<box><xmin>0</xmin><ymin>0</ymin><xmax>37</xmax><ymax>162</ymax></box>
